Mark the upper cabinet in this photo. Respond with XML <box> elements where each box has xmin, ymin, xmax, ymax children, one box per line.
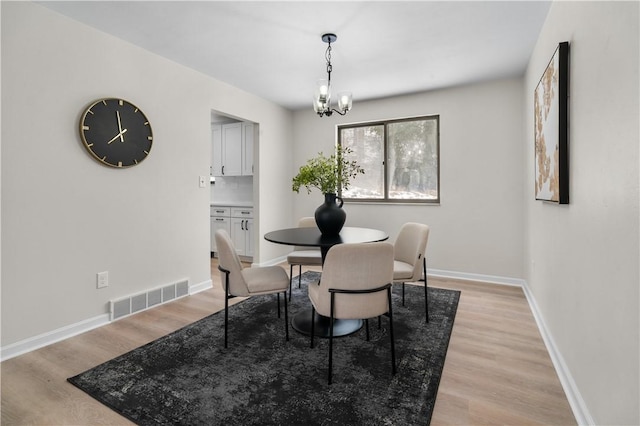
<box><xmin>242</xmin><ymin>123</ymin><xmax>254</xmax><ymax>176</ymax></box>
<box><xmin>211</xmin><ymin>124</ymin><xmax>223</xmax><ymax>176</ymax></box>
<box><xmin>211</xmin><ymin>122</ymin><xmax>253</xmax><ymax>177</ymax></box>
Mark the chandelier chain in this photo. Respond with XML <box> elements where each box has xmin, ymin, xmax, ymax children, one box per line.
<box><xmin>325</xmin><ymin>43</ymin><xmax>332</xmax><ymax>85</ymax></box>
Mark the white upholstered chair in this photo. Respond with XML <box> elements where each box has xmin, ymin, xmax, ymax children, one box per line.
<box><xmin>308</xmin><ymin>242</ymin><xmax>396</xmax><ymax>384</ymax></box>
<box><xmin>215</xmin><ymin>229</ymin><xmax>289</xmax><ymax>348</ymax></box>
<box><xmin>286</xmin><ymin>217</ymin><xmax>322</xmax><ymax>300</ymax></box>
<box><xmin>393</xmin><ymin>222</ymin><xmax>430</xmax><ymax>322</ymax></box>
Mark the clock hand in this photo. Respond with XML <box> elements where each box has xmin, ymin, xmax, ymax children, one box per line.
<box><xmin>107</xmin><ymin>128</ymin><xmax>127</xmax><ymax>145</ymax></box>
<box><xmin>116</xmin><ymin>111</ymin><xmax>125</xmax><ymax>142</ymax></box>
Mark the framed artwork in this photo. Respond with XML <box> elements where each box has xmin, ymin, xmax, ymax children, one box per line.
<box><xmin>534</xmin><ymin>41</ymin><xmax>569</xmax><ymax>204</ymax></box>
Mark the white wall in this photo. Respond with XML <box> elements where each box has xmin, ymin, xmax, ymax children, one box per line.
<box><xmin>524</xmin><ymin>2</ymin><xmax>639</xmax><ymax>424</ymax></box>
<box><xmin>293</xmin><ymin>78</ymin><xmax>525</xmax><ymax>280</ymax></box>
<box><xmin>0</xmin><ymin>2</ymin><xmax>293</xmax><ymax>347</ymax></box>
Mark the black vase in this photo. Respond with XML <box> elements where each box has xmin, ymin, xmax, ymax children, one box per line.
<box><xmin>315</xmin><ymin>193</ymin><xmax>346</xmax><ymax>236</ymax></box>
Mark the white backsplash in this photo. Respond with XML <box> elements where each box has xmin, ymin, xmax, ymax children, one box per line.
<box><xmin>211</xmin><ymin>176</ymin><xmax>253</xmax><ymax>203</ymax></box>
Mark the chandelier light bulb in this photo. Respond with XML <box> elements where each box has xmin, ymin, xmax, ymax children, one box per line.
<box><xmin>313</xmin><ymin>97</ymin><xmax>325</xmax><ymax>113</ymax></box>
<box><xmin>337</xmin><ymin>92</ymin><xmax>352</xmax><ymax>113</ymax></box>
<box><xmin>316</xmin><ymin>78</ymin><xmax>330</xmax><ymax>102</ymax></box>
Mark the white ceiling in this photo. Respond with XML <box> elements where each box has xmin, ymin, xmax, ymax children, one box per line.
<box><xmin>39</xmin><ymin>1</ymin><xmax>551</xmax><ymax>111</ymax></box>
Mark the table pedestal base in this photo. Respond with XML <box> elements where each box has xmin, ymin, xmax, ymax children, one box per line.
<box><xmin>292</xmin><ymin>309</ymin><xmax>363</xmax><ymax>337</ymax></box>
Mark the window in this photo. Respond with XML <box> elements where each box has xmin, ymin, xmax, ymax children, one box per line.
<box><xmin>339</xmin><ymin>115</ymin><xmax>439</xmax><ymax>203</ymax></box>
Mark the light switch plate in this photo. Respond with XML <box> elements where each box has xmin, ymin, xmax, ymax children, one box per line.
<box><xmin>199</xmin><ymin>175</ymin><xmax>207</xmax><ymax>188</ymax></box>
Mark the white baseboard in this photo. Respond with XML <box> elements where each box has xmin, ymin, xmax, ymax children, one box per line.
<box><xmin>1</xmin><ymin>278</ymin><xmax>214</xmax><ymax>362</ymax></box>
<box><xmin>189</xmin><ymin>278</ymin><xmax>212</xmax><ymax>295</ymax></box>
<box><xmin>253</xmin><ymin>255</ymin><xmax>289</xmax><ymax>267</ymax></box>
<box><xmin>521</xmin><ymin>282</ymin><xmax>594</xmax><ymax>425</ymax></box>
<box><xmin>427</xmin><ymin>268</ymin><xmax>526</xmax><ymax>287</ymax></box>
<box><xmin>1</xmin><ymin>314</ymin><xmax>110</xmax><ymax>362</ymax></box>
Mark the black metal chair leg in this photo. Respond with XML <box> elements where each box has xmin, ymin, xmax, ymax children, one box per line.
<box><xmin>387</xmin><ymin>287</ymin><xmax>397</xmax><ymax>375</ymax></box>
<box><xmin>284</xmin><ymin>291</ymin><xmax>289</xmax><ymax>341</ymax></box>
<box><xmin>365</xmin><ymin>319</ymin><xmax>370</xmax><ymax>341</ymax></box>
<box><xmin>310</xmin><ymin>307</ymin><xmax>315</xmax><ymax>348</ymax></box>
<box><xmin>423</xmin><ymin>257</ymin><xmax>429</xmax><ymax>323</ymax></box>
<box><xmin>223</xmin><ymin>272</ymin><xmax>229</xmax><ymax>348</ymax></box>
<box><xmin>298</xmin><ymin>265</ymin><xmax>303</xmax><ymax>288</ymax></box>
<box><xmin>289</xmin><ymin>264</ymin><xmax>294</xmax><ymax>301</ymax></box>
<box><xmin>378</xmin><ymin>315</ymin><xmax>382</xmax><ymax>329</ymax></box>
<box><xmin>402</xmin><ymin>282</ymin><xmax>406</xmax><ymax>306</ymax></box>
<box><xmin>328</xmin><ymin>293</ymin><xmax>335</xmax><ymax>385</ymax></box>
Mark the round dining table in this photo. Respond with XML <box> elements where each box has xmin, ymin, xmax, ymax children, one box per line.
<box><xmin>264</xmin><ymin>226</ymin><xmax>389</xmax><ymax>337</ymax></box>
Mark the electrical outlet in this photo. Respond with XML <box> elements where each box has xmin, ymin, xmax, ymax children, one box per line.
<box><xmin>97</xmin><ymin>271</ymin><xmax>109</xmax><ymax>289</ymax></box>
<box><xmin>199</xmin><ymin>175</ymin><xmax>207</xmax><ymax>188</ymax></box>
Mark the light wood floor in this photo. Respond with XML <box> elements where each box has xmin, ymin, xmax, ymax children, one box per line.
<box><xmin>1</xmin><ymin>259</ymin><xmax>576</xmax><ymax>425</ymax></box>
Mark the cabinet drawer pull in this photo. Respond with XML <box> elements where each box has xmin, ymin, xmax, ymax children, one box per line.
<box><xmin>241</xmin><ymin>211</ymin><xmax>250</xmax><ymax>215</ymax></box>
<box><xmin>216</xmin><ymin>218</ymin><xmax>225</xmax><ymax>222</ymax></box>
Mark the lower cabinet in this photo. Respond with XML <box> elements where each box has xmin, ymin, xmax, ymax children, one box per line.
<box><xmin>211</xmin><ymin>206</ymin><xmax>253</xmax><ymax>259</ymax></box>
<box><xmin>230</xmin><ymin>217</ymin><xmax>254</xmax><ymax>258</ymax></box>
<box><xmin>210</xmin><ymin>217</ymin><xmax>231</xmax><ymax>253</ymax></box>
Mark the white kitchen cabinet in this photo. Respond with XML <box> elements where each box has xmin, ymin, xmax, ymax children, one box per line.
<box><xmin>211</xmin><ymin>124</ymin><xmax>222</xmax><ymax>176</ymax></box>
<box><xmin>244</xmin><ymin>219</ymin><xmax>254</xmax><ymax>257</ymax></box>
<box><xmin>230</xmin><ymin>207</ymin><xmax>254</xmax><ymax>258</ymax></box>
<box><xmin>211</xmin><ymin>206</ymin><xmax>253</xmax><ymax>259</ymax></box>
<box><xmin>210</xmin><ymin>207</ymin><xmax>231</xmax><ymax>252</ymax></box>
<box><xmin>230</xmin><ymin>217</ymin><xmax>254</xmax><ymax>258</ymax></box>
<box><xmin>242</xmin><ymin>123</ymin><xmax>254</xmax><ymax>176</ymax></box>
<box><xmin>211</xmin><ymin>122</ymin><xmax>253</xmax><ymax>177</ymax></box>
<box><xmin>221</xmin><ymin>123</ymin><xmax>242</xmax><ymax>176</ymax></box>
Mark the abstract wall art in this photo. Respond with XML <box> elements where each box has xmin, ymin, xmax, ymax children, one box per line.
<box><xmin>534</xmin><ymin>41</ymin><xmax>569</xmax><ymax>204</ymax></box>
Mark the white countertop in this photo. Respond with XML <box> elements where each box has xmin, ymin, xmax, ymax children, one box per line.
<box><xmin>210</xmin><ymin>201</ymin><xmax>253</xmax><ymax>208</ymax></box>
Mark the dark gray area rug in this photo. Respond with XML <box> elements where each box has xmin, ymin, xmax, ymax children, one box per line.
<box><xmin>68</xmin><ymin>272</ymin><xmax>460</xmax><ymax>425</ymax></box>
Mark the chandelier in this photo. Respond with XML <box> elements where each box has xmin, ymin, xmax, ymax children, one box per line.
<box><xmin>313</xmin><ymin>33</ymin><xmax>352</xmax><ymax>117</ymax></box>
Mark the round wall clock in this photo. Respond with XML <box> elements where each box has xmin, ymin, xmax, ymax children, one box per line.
<box><xmin>80</xmin><ymin>98</ymin><xmax>153</xmax><ymax>168</ymax></box>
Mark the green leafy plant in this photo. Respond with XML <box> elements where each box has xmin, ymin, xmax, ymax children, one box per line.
<box><xmin>292</xmin><ymin>146</ymin><xmax>364</xmax><ymax>195</ymax></box>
